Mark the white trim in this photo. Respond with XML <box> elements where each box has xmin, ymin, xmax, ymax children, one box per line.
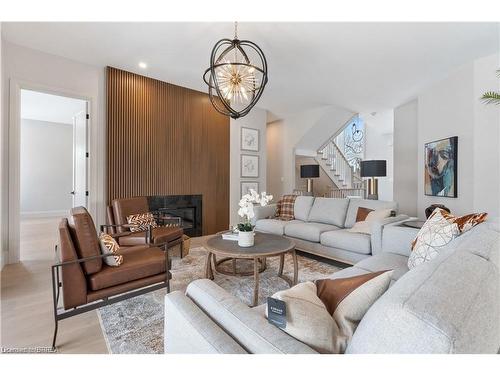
<box><xmin>20</xmin><ymin>210</ymin><xmax>69</xmax><ymax>219</ymax></box>
<box><xmin>7</xmin><ymin>78</ymin><xmax>97</xmax><ymax>264</ymax></box>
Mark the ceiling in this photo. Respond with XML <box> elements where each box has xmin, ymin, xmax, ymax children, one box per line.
<box><xmin>4</xmin><ymin>22</ymin><xmax>499</xmax><ymax>118</ymax></box>
<box><xmin>21</xmin><ymin>89</ymin><xmax>87</xmax><ymax>124</ymax></box>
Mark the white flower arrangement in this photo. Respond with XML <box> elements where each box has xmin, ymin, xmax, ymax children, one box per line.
<box><xmin>237</xmin><ymin>189</ymin><xmax>273</xmax><ymax>232</ymax></box>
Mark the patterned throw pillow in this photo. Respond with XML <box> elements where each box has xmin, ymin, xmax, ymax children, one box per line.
<box><xmin>355</xmin><ymin>207</ymin><xmax>374</xmax><ymax>222</ymax></box>
<box><xmin>126</xmin><ymin>212</ymin><xmax>158</xmax><ymax>232</ymax></box>
<box><xmin>408</xmin><ymin>208</ymin><xmax>487</xmax><ymax>269</ymax></box>
<box><xmin>276</xmin><ymin>195</ymin><xmax>297</xmax><ymax>221</ymax></box>
<box><xmin>348</xmin><ymin>208</ymin><xmax>392</xmax><ymax>235</ymax></box>
<box><xmin>265</xmin><ymin>271</ymin><xmax>393</xmax><ymax>354</ymax></box>
<box><xmin>98</xmin><ymin>233</ymin><xmax>123</xmax><ymax>267</ymax></box>
<box><xmin>315</xmin><ymin>270</ymin><xmax>393</xmax><ymax>353</ymax></box>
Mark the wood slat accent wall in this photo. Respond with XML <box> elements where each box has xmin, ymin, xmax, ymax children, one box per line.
<box><xmin>106</xmin><ymin>67</ymin><xmax>230</xmax><ymax>235</ymax></box>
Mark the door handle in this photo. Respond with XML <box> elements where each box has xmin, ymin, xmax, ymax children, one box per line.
<box><xmin>70</xmin><ymin>191</ymin><xmax>75</xmax><ymax>195</ymax></box>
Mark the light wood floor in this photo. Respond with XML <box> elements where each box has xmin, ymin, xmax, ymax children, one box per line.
<box><xmin>1</xmin><ymin>217</ymin><xmax>205</xmax><ymax>354</ymax></box>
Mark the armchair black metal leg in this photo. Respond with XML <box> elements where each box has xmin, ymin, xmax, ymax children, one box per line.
<box><xmin>51</xmin><ymin>265</ymin><xmax>59</xmax><ymax>349</ymax></box>
<box><xmin>180</xmin><ymin>240</ymin><xmax>184</xmax><ymax>259</ymax></box>
<box><xmin>52</xmin><ymin>319</ymin><xmax>59</xmax><ymax>350</ymax></box>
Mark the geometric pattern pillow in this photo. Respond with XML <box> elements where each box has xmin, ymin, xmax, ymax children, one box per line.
<box><xmin>408</xmin><ymin>209</ymin><xmax>459</xmax><ymax>269</ymax></box>
<box><xmin>355</xmin><ymin>207</ymin><xmax>374</xmax><ymax>222</ymax></box>
<box><xmin>126</xmin><ymin>212</ymin><xmax>158</xmax><ymax>232</ymax></box>
<box><xmin>267</xmin><ymin>282</ymin><xmax>340</xmax><ymax>354</ymax></box>
<box><xmin>98</xmin><ymin>233</ymin><xmax>123</xmax><ymax>267</ymax></box>
<box><xmin>315</xmin><ymin>270</ymin><xmax>393</xmax><ymax>353</ymax></box>
<box><xmin>275</xmin><ymin>195</ymin><xmax>297</xmax><ymax>221</ymax></box>
<box><xmin>408</xmin><ymin>208</ymin><xmax>488</xmax><ymax>269</ymax></box>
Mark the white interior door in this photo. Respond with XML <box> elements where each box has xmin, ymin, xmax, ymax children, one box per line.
<box><xmin>72</xmin><ymin>107</ymin><xmax>88</xmax><ymax>207</ymax></box>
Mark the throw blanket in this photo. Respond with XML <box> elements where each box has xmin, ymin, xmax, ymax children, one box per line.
<box><xmin>276</xmin><ymin>195</ymin><xmax>297</xmax><ymax>221</ymax></box>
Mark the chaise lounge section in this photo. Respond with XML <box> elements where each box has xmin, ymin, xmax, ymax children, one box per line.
<box><xmin>164</xmin><ymin>221</ymin><xmax>500</xmax><ymax>353</ymax></box>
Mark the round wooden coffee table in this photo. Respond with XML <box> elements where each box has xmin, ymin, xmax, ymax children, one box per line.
<box><xmin>204</xmin><ymin>232</ymin><xmax>298</xmax><ymax>306</ymax></box>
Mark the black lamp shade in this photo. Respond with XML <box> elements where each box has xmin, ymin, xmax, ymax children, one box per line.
<box><xmin>360</xmin><ymin>160</ymin><xmax>386</xmax><ymax>177</ymax></box>
<box><xmin>300</xmin><ymin>164</ymin><xmax>320</xmax><ymax>178</ymax></box>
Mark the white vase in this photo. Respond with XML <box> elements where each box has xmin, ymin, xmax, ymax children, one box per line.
<box><xmin>238</xmin><ymin>230</ymin><xmax>255</xmax><ymax>247</ymax></box>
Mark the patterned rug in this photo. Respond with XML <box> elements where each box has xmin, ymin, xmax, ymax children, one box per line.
<box><xmin>97</xmin><ymin>246</ymin><xmax>341</xmax><ymax>354</ymax></box>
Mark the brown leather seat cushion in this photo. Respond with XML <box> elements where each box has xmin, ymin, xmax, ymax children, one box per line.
<box><xmin>88</xmin><ymin>246</ymin><xmax>166</xmax><ymax>291</ymax></box>
<box><xmin>118</xmin><ymin>226</ymin><xmax>183</xmax><ymax>246</ymax></box>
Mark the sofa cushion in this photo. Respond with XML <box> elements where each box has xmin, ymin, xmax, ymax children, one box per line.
<box><xmin>88</xmin><ymin>246</ymin><xmax>166</xmax><ymax>290</ymax></box>
<box><xmin>344</xmin><ymin>199</ymin><xmax>398</xmax><ymax>228</ymax></box>
<box><xmin>285</xmin><ymin>222</ymin><xmax>339</xmax><ymax>242</ymax></box>
<box><xmin>307</xmin><ymin>198</ymin><xmax>349</xmax><ymax>227</ymax></box>
<box><xmin>354</xmin><ymin>252</ymin><xmax>409</xmax><ymax>281</ymax></box>
<box><xmin>320</xmin><ymin>229</ymin><xmax>371</xmax><ymax>254</ymax></box>
<box><xmin>255</xmin><ymin>219</ymin><xmax>302</xmax><ymax>236</ymax></box>
<box><xmin>293</xmin><ymin>196</ymin><xmax>315</xmax><ymax>221</ymax></box>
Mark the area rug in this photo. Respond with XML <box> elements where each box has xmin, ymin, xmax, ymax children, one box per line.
<box><xmin>97</xmin><ymin>246</ymin><xmax>341</xmax><ymax>354</ymax></box>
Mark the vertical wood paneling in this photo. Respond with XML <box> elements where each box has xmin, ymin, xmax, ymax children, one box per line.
<box><xmin>106</xmin><ymin>67</ymin><xmax>230</xmax><ymax>235</ymax></box>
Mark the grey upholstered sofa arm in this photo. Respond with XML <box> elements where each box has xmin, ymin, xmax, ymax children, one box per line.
<box><xmin>251</xmin><ymin>203</ymin><xmax>278</xmax><ymax>225</ymax></box>
<box><xmin>370</xmin><ymin>214</ymin><xmax>410</xmax><ymax>255</ymax></box>
<box><xmin>185</xmin><ymin>279</ymin><xmax>317</xmax><ymax>354</ymax></box>
<box><xmin>164</xmin><ymin>291</ymin><xmax>247</xmax><ymax>354</ymax></box>
<box><xmin>380</xmin><ymin>222</ymin><xmax>421</xmax><ymax>257</ymax></box>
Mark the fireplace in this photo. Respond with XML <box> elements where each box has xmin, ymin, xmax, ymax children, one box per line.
<box><xmin>148</xmin><ymin>195</ymin><xmax>202</xmax><ymax>237</ymax></box>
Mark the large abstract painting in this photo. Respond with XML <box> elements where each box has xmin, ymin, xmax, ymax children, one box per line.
<box><xmin>424</xmin><ymin>136</ymin><xmax>458</xmax><ymax>198</ymax></box>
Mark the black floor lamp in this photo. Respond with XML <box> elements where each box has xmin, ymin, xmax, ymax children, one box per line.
<box><xmin>360</xmin><ymin>160</ymin><xmax>386</xmax><ymax>200</ymax></box>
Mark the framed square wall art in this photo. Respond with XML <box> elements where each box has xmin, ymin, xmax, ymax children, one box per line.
<box><xmin>241</xmin><ymin>154</ymin><xmax>259</xmax><ymax>178</ymax></box>
<box><xmin>424</xmin><ymin>136</ymin><xmax>458</xmax><ymax>198</ymax></box>
<box><xmin>241</xmin><ymin>127</ymin><xmax>259</xmax><ymax>152</ymax></box>
<box><xmin>241</xmin><ymin>181</ymin><xmax>259</xmax><ymax>198</ymax></box>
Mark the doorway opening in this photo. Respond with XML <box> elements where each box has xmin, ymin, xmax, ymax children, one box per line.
<box><xmin>19</xmin><ymin>89</ymin><xmax>88</xmax><ymax>261</ymax></box>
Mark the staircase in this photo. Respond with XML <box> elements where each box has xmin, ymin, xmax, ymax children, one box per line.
<box><xmin>315</xmin><ymin>121</ymin><xmax>366</xmax><ymax>199</ymax></box>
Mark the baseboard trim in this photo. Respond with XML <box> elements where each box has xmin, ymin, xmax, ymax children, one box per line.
<box><xmin>20</xmin><ymin>210</ymin><xmax>69</xmax><ymax>219</ymax></box>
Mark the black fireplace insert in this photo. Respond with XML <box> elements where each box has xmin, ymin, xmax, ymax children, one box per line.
<box><xmin>148</xmin><ymin>195</ymin><xmax>202</xmax><ymax>237</ymax></box>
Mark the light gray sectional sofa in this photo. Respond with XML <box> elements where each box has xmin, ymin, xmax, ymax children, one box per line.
<box><xmin>164</xmin><ymin>221</ymin><xmax>500</xmax><ymax>353</ymax></box>
<box><xmin>253</xmin><ymin>197</ymin><xmax>407</xmax><ymax>264</ymax></box>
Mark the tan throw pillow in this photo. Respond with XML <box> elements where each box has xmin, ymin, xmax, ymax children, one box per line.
<box><xmin>355</xmin><ymin>207</ymin><xmax>373</xmax><ymax>222</ymax></box>
<box><xmin>316</xmin><ymin>270</ymin><xmax>393</xmax><ymax>353</ymax></box>
<box><xmin>408</xmin><ymin>208</ymin><xmax>487</xmax><ymax>269</ymax></box>
<box><xmin>126</xmin><ymin>212</ymin><xmax>158</xmax><ymax>232</ymax></box>
<box><xmin>98</xmin><ymin>233</ymin><xmax>123</xmax><ymax>267</ymax></box>
<box><xmin>348</xmin><ymin>208</ymin><xmax>392</xmax><ymax>234</ymax></box>
<box><xmin>266</xmin><ymin>282</ymin><xmax>341</xmax><ymax>353</ymax></box>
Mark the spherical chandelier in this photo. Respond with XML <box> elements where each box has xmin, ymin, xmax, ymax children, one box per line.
<box><xmin>203</xmin><ymin>22</ymin><xmax>268</xmax><ymax>119</ymax></box>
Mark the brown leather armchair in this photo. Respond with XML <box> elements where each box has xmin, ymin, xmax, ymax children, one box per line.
<box><xmin>107</xmin><ymin>196</ymin><xmax>184</xmax><ymax>250</ymax></box>
<box><xmin>51</xmin><ymin>206</ymin><xmax>178</xmax><ymax>349</ymax></box>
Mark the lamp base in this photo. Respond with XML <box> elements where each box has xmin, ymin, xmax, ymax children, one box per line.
<box><xmin>367</xmin><ymin>177</ymin><xmax>379</xmax><ymax>200</ymax></box>
<box><xmin>306</xmin><ymin>178</ymin><xmax>314</xmax><ymax>193</ymax></box>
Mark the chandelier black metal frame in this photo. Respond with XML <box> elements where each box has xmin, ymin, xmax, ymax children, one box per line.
<box><xmin>203</xmin><ymin>22</ymin><xmax>268</xmax><ymax>119</ymax></box>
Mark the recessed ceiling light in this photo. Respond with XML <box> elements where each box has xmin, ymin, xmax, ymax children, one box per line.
<box><xmin>138</xmin><ymin>62</ymin><xmax>147</xmax><ymax>69</ymax></box>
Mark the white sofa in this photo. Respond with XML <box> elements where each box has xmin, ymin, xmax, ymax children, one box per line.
<box><xmin>164</xmin><ymin>222</ymin><xmax>500</xmax><ymax>353</ymax></box>
<box><xmin>252</xmin><ymin>196</ymin><xmax>408</xmax><ymax>264</ymax></box>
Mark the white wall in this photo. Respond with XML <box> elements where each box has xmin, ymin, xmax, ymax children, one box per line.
<box><xmin>472</xmin><ymin>53</ymin><xmax>500</xmax><ymax>217</ymax></box>
<box><xmin>418</xmin><ymin>63</ymin><xmax>476</xmax><ymax>218</ymax></box>
<box><xmin>266</xmin><ymin>105</ymin><xmax>355</xmax><ymax>198</ymax></box>
<box><xmin>1</xmin><ymin>41</ymin><xmax>105</xmax><ymax>264</ymax></box>
<box><xmin>0</xmin><ymin>23</ymin><xmax>5</xmax><ymax>269</ymax></box>
<box><xmin>394</xmin><ymin>52</ymin><xmax>500</xmax><ymax>219</ymax></box>
<box><xmin>20</xmin><ymin>119</ymin><xmax>73</xmax><ymax>215</ymax></box>
<box><xmin>393</xmin><ymin>99</ymin><xmax>418</xmax><ymax>216</ymax></box>
<box><xmin>362</xmin><ymin>110</ymin><xmax>394</xmax><ymax>202</ymax></box>
<box><xmin>230</xmin><ymin>108</ymin><xmax>267</xmax><ymax>226</ymax></box>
